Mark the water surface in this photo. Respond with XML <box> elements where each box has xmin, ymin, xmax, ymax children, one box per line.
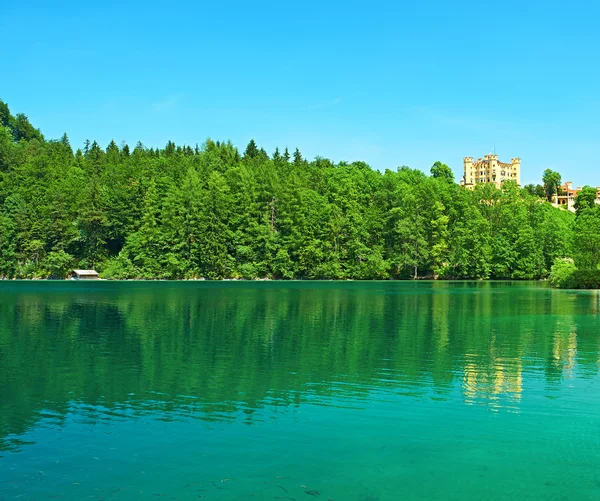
<box><xmin>1</xmin><ymin>281</ymin><xmax>599</xmax><ymax>500</ymax></box>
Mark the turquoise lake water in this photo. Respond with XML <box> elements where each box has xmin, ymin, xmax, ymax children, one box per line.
<box><xmin>0</xmin><ymin>281</ymin><xmax>599</xmax><ymax>500</ymax></box>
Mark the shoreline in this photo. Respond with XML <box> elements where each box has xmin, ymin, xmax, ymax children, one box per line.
<box><xmin>1</xmin><ymin>277</ymin><xmax>548</xmax><ymax>282</ymax></box>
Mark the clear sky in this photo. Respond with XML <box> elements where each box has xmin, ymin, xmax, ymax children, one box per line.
<box><xmin>2</xmin><ymin>0</ymin><xmax>599</xmax><ymax>186</ymax></box>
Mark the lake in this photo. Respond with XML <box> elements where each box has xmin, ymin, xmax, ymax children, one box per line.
<box><xmin>0</xmin><ymin>281</ymin><xmax>599</xmax><ymax>500</ymax></box>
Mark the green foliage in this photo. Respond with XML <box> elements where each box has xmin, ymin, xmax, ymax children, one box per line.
<box><xmin>0</xmin><ymin>99</ymin><xmax>578</xmax><ymax>280</ymax></box>
<box><xmin>430</xmin><ymin>161</ymin><xmax>454</xmax><ymax>183</ymax></box>
<box><xmin>565</xmin><ymin>269</ymin><xmax>600</xmax><ymax>289</ymax></box>
<box><xmin>243</xmin><ymin>139</ymin><xmax>259</xmax><ymax>160</ymax></box>
<box><xmin>0</xmin><ymin>213</ymin><xmax>17</xmax><ymax>278</ymax></box>
<box><xmin>573</xmin><ymin>207</ymin><xmax>600</xmax><ymax>270</ymax></box>
<box><xmin>100</xmin><ymin>253</ymin><xmax>138</xmax><ymax>279</ymax></box>
<box><xmin>43</xmin><ymin>250</ymin><xmax>74</xmax><ymax>279</ymax></box>
<box><xmin>574</xmin><ymin>186</ymin><xmax>598</xmax><ymax>214</ymax></box>
<box><xmin>549</xmin><ymin>260</ymin><xmax>600</xmax><ymax>289</ymax></box>
<box><xmin>12</xmin><ymin>113</ymin><xmax>43</xmax><ymax>142</ymax></box>
<box><xmin>523</xmin><ymin>183</ymin><xmax>545</xmax><ymax>198</ymax></box>
<box><xmin>542</xmin><ymin>169</ymin><xmax>561</xmax><ymax>201</ymax></box>
<box><xmin>548</xmin><ymin>258</ymin><xmax>577</xmax><ymax>288</ymax></box>
<box><xmin>0</xmin><ymin>100</ymin><xmax>11</xmax><ymax>128</ymax></box>
<box><xmin>548</xmin><ymin>202</ymin><xmax>600</xmax><ymax>289</ymax></box>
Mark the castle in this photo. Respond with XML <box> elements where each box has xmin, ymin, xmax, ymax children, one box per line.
<box><xmin>460</xmin><ymin>154</ymin><xmax>521</xmax><ymax>189</ymax></box>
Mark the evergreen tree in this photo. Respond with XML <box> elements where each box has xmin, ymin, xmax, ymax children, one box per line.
<box><xmin>60</xmin><ymin>133</ymin><xmax>71</xmax><ymax>149</ymax></box>
<box><xmin>200</xmin><ymin>171</ymin><xmax>232</xmax><ymax>278</ymax></box>
<box><xmin>293</xmin><ymin>148</ymin><xmax>303</xmax><ymax>165</ymax></box>
<box><xmin>0</xmin><ymin>100</ymin><xmax>11</xmax><ymax>128</ymax></box>
<box><xmin>12</xmin><ymin>114</ymin><xmax>43</xmax><ymax>142</ymax></box>
<box><xmin>243</xmin><ymin>139</ymin><xmax>259</xmax><ymax>160</ymax></box>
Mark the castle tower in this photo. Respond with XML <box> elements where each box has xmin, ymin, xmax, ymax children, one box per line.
<box><xmin>511</xmin><ymin>158</ymin><xmax>521</xmax><ymax>186</ymax></box>
<box><xmin>487</xmin><ymin>154</ymin><xmax>498</xmax><ymax>185</ymax></box>
<box><xmin>462</xmin><ymin>157</ymin><xmax>474</xmax><ymax>187</ymax></box>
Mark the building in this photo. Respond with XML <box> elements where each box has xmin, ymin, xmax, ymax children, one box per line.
<box><xmin>552</xmin><ymin>182</ymin><xmax>600</xmax><ymax>212</ymax></box>
<box><xmin>460</xmin><ymin>154</ymin><xmax>521</xmax><ymax>189</ymax></box>
<box><xmin>69</xmin><ymin>269</ymin><xmax>100</xmax><ymax>280</ymax></box>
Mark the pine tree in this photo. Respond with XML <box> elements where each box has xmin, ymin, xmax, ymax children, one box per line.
<box><xmin>243</xmin><ymin>139</ymin><xmax>259</xmax><ymax>160</ymax></box>
<box><xmin>60</xmin><ymin>133</ymin><xmax>71</xmax><ymax>149</ymax></box>
<box><xmin>293</xmin><ymin>148</ymin><xmax>303</xmax><ymax>165</ymax></box>
<box><xmin>0</xmin><ymin>100</ymin><xmax>11</xmax><ymax>128</ymax></box>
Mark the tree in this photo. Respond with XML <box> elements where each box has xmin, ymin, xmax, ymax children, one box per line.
<box><xmin>293</xmin><ymin>148</ymin><xmax>303</xmax><ymax>165</ymax></box>
<box><xmin>0</xmin><ymin>100</ymin><xmax>11</xmax><ymax>128</ymax></box>
<box><xmin>574</xmin><ymin>186</ymin><xmax>598</xmax><ymax>215</ymax></box>
<box><xmin>430</xmin><ymin>161</ymin><xmax>454</xmax><ymax>183</ymax></box>
<box><xmin>535</xmin><ymin>203</ymin><xmax>573</xmax><ymax>273</ymax></box>
<box><xmin>122</xmin><ymin>179</ymin><xmax>167</xmax><ymax>277</ymax></box>
<box><xmin>0</xmin><ymin>213</ymin><xmax>17</xmax><ymax>277</ymax></box>
<box><xmin>0</xmin><ymin>125</ymin><xmax>14</xmax><ymax>172</ymax></box>
<box><xmin>60</xmin><ymin>133</ymin><xmax>71</xmax><ymax>149</ymax></box>
<box><xmin>449</xmin><ymin>204</ymin><xmax>492</xmax><ymax>279</ymax></box>
<box><xmin>199</xmin><ymin>171</ymin><xmax>232</xmax><ymax>278</ymax></box>
<box><xmin>428</xmin><ymin>200</ymin><xmax>450</xmax><ymax>276</ymax></box>
<box><xmin>573</xmin><ymin>208</ymin><xmax>600</xmax><ymax>269</ymax></box>
<box><xmin>243</xmin><ymin>139</ymin><xmax>259</xmax><ymax>160</ymax></box>
<box><xmin>12</xmin><ymin>114</ymin><xmax>43</xmax><ymax>142</ymax></box>
<box><xmin>542</xmin><ymin>169</ymin><xmax>561</xmax><ymax>201</ymax></box>
<box><xmin>388</xmin><ymin>186</ymin><xmax>428</xmax><ymax>279</ymax></box>
<box><xmin>77</xmin><ymin>183</ymin><xmax>108</xmax><ymax>268</ymax></box>
<box><xmin>272</xmin><ymin>147</ymin><xmax>282</xmax><ymax>163</ymax></box>
<box><xmin>43</xmin><ymin>250</ymin><xmax>74</xmax><ymax>278</ymax></box>
<box><xmin>167</xmin><ymin>167</ymin><xmax>204</xmax><ymax>276</ymax></box>
<box><xmin>548</xmin><ymin>258</ymin><xmax>577</xmax><ymax>288</ymax></box>
<box><xmin>523</xmin><ymin>183</ymin><xmax>545</xmax><ymax>198</ymax></box>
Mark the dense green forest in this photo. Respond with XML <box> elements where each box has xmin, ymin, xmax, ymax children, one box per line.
<box><xmin>0</xmin><ymin>99</ymin><xmax>593</xmax><ymax>280</ymax></box>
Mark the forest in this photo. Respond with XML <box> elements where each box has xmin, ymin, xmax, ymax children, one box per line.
<box><xmin>0</xmin><ymin>98</ymin><xmax>597</xmax><ymax>281</ymax></box>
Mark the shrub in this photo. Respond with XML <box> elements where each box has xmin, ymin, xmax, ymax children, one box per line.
<box><xmin>548</xmin><ymin>258</ymin><xmax>577</xmax><ymax>288</ymax></box>
<box><xmin>43</xmin><ymin>250</ymin><xmax>74</xmax><ymax>279</ymax></box>
<box><xmin>237</xmin><ymin>263</ymin><xmax>258</xmax><ymax>280</ymax></box>
<box><xmin>566</xmin><ymin>269</ymin><xmax>600</xmax><ymax>289</ymax></box>
<box><xmin>100</xmin><ymin>253</ymin><xmax>138</xmax><ymax>279</ymax></box>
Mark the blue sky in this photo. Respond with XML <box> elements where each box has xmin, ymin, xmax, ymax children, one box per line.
<box><xmin>2</xmin><ymin>0</ymin><xmax>599</xmax><ymax>186</ymax></box>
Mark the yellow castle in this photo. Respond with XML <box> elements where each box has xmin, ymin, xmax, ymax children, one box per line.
<box><xmin>460</xmin><ymin>154</ymin><xmax>521</xmax><ymax>189</ymax></box>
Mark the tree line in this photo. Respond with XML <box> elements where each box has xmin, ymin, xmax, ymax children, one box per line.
<box><xmin>0</xmin><ymin>99</ymin><xmax>586</xmax><ymax>280</ymax></box>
